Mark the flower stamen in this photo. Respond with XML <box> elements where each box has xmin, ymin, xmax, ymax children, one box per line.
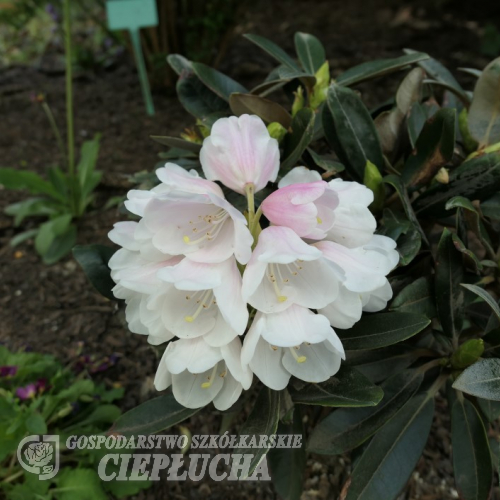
<box><xmin>268</xmin><ymin>263</ymin><xmax>287</xmax><ymax>302</ymax></box>
<box><xmin>289</xmin><ymin>346</ymin><xmax>307</xmax><ymax>363</ymax></box>
<box><xmin>201</xmin><ymin>364</ymin><xmax>218</xmax><ymax>389</ymax></box>
<box><xmin>184</xmin><ymin>290</ymin><xmax>214</xmax><ymax>322</ymax></box>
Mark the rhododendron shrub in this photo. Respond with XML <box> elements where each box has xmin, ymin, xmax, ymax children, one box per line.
<box><xmin>76</xmin><ymin>33</ymin><xmax>500</xmax><ymax>500</ymax></box>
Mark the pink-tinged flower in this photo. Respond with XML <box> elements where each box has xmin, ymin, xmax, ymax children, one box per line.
<box><xmin>140</xmin><ymin>165</ymin><xmax>253</xmax><ymax>265</ymax></box>
<box><xmin>278</xmin><ymin>166</ymin><xmax>321</xmax><ymax>187</ymax></box>
<box><xmin>200</xmin><ymin>114</ymin><xmax>280</xmax><ymax>194</ymax></box>
<box><xmin>154</xmin><ymin>257</ymin><xmax>248</xmax><ymax>346</ymax></box>
<box><xmin>241</xmin><ymin>308</ymin><xmax>345</xmax><ymax>390</ymax></box>
<box><xmin>278</xmin><ymin>167</ymin><xmax>377</xmax><ymax>248</ymax></box>
<box><xmin>154</xmin><ymin>337</ymin><xmax>252</xmax><ymax>410</ymax></box>
<box><xmin>16</xmin><ymin>384</ymin><xmax>37</xmax><ymax>400</ymax></box>
<box><xmin>242</xmin><ymin>226</ymin><xmax>340</xmax><ymax>314</ymax></box>
<box><xmin>261</xmin><ymin>181</ymin><xmax>339</xmax><ymax>239</ymax></box>
<box><xmin>0</xmin><ymin>365</ymin><xmax>17</xmax><ymax>378</ymax></box>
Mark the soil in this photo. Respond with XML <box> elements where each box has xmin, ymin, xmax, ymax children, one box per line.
<box><xmin>1</xmin><ymin>0</ymin><xmax>499</xmax><ymax>498</ymax></box>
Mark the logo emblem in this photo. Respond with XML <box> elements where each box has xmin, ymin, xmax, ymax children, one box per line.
<box><xmin>17</xmin><ymin>435</ymin><xmax>60</xmax><ymax>480</ymax></box>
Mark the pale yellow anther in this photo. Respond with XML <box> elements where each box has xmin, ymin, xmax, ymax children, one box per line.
<box><xmin>289</xmin><ymin>347</ymin><xmax>307</xmax><ymax>364</ymax></box>
<box><xmin>184</xmin><ymin>316</ymin><xmax>194</xmax><ymax>323</ymax></box>
<box><xmin>201</xmin><ymin>382</ymin><xmax>211</xmax><ymax>389</ymax></box>
<box><xmin>317</xmin><ymin>217</ymin><xmax>323</xmax><ymax>224</ymax></box>
<box><xmin>183</xmin><ymin>235</ymin><xmax>190</xmax><ymax>243</ymax></box>
<box><xmin>278</xmin><ymin>295</ymin><xmax>288</xmax><ymax>303</ymax></box>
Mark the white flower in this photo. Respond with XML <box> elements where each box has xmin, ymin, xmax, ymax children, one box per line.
<box><xmin>141</xmin><ymin>164</ymin><xmax>253</xmax><ymax>264</ymax></box>
<box><xmin>242</xmin><ymin>226</ymin><xmax>340</xmax><ymax>314</ymax></box>
<box><xmin>153</xmin><ymin>257</ymin><xmax>248</xmax><ymax>346</ymax></box>
<box><xmin>154</xmin><ymin>337</ymin><xmax>252</xmax><ymax>410</ymax></box>
<box><xmin>241</xmin><ymin>307</ymin><xmax>345</xmax><ymax>390</ymax></box>
<box><xmin>315</xmin><ymin>235</ymin><xmax>398</xmax><ymax>328</ymax></box>
<box><xmin>200</xmin><ymin>114</ymin><xmax>280</xmax><ymax>194</ymax></box>
<box><xmin>108</xmin><ymin>221</ymin><xmax>181</xmax><ymax>345</ymax></box>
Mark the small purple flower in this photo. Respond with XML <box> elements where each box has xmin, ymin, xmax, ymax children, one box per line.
<box><xmin>16</xmin><ymin>384</ymin><xmax>37</xmax><ymax>400</ymax></box>
<box><xmin>45</xmin><ymin>3</ymin><xmax>59</xmax><ymax>22</ymax></box>
<box><xmin>0</xmin><ymin>365</ymin><xmax>18</xmax><ymax>378</ymax></box>
<box><xmin>35</xmin><ymin>378</ymin><xmax>49</xmax><ymax>393</ymax></box>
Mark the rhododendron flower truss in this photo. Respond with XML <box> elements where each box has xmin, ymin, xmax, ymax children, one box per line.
<box><xmin>108</xmin><ymin>114</ymin><xmax>400</xmax><ymax>411</ymax></box>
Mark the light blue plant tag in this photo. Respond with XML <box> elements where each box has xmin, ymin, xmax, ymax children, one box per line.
<box><xmin>106</xmin><ymin>0</ymin><xmax>158</xmax><ymax>31</ymax></box>
<box><xmin>106</xmin><ymin>0</ymin><xmax>158</xmax><ymax>115</ymax></box>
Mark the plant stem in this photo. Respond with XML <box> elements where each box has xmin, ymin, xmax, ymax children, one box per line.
<box><xmin>41</xmin><ymin>102</ymin><xmax>67</xmax><ymax>165</ymax></box>
<box><xmin>63</xmin><ymin>0</ymin><xmax>76</xmax><ymax>210</ymax></box>
<box><xmin>245</xmin><ymin>183</ymin><xmax>255</xmax><ymax>231</ymax></box>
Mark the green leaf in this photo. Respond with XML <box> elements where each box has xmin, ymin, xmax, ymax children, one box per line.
<box><xmin>404</xmin><ymin>49</ymin><xmax>469</xmax><ymax>103</ymax></box>
<box><xmin>268</xmin><ymin>407</ymin><xmax>306</xmax><ymax>500</ymax></box>
<box><xmin>281</xmin><ymin>108</ymin><xmax>316</xmax><ymax>172</ymax></box>
<box><xmin>481</xmin><ymin>193</ymin><xmax>500</xmax><ymax>220</ymax></box>
<box><xmin>167</xmin><ymin>53</ymin><xmax>192</xmax><ymax>75</ymax></box>
<box><xmin>307</xmin><ymin>148</ymin><xmax>345</xmax><ymax>174</ymax></box>
<box><xmin>191</xmin><ymin>62</ymin><xmax>248</xmax><ymax>101</ymax></box>
<box><xmin>110</xmin><ymin>393</ymin><xmax>200</xmax><ymax>436</ymax></box>
<box><xmin>468</xmin><ymin>57</ymin><xmax>500</xmax><ymax>148</ymax></box>
<box><xmin>75</xmin><ymin>404</ymin><xmax>121</xmax><ymax>428</ymax></box>
<box><xmin>414</xmin><ymin>152</ymin><xmax>500</xmax><ymax>217</ymax></box>
<box><xmin>308</xmin><ymin>370</ymin><xmax>423</xmax><ymax>455</ymax></box>
<box><xmin>34</xmin><ymin>214</ymin><xmax>75</xmax><ymax>264</ymax></box>
<box><xmin>452</xmin><ymin>359</ymin><xmax>500</xmax><ymax>401</ymax></box>
<box><xmin>73</xmin><ymin>244</ymin><xmax>116</xmax><ymax>300</ymax></box>
<box><xmin>10</xmin><ymin>228</ymin><xmax>39</xmax><ymax>247</ymax></box>
<box><xmin>435</xmin><ymin>228</ymin><xmax>465</xmax><ymax>339</ymax></box>
<box><xmin>461</xmin><ymin>284</ymin><xmax>500</xmax><ymax>322</ymax></box>
<box><xmin>294</xmin><ymin>32</ymin><xmax>326</xmax><ymax>74</ymax></box>
<box><xmin>55</xmin><ymin>468</ymin><xmax>108</xmax><ymax>500</ymax></box>
<box><xmin>401</xmin><ymin>108</ymin><xmax>456</xmax><ymax>187</ymax></box>
<box><xmin>229</xmin><ymin>93</ymin><xmax>292</xmax><ymax>128</ymax></box>
<box><xmin>338</xmin><ymin>312</ymin><xmax>430</xmax><ymax>351</ymax></box>
<box><xmin>176</xmin><ymin>70</ymin><xmax>229</xmax><ymax>120</ymax></box>
<box><xmin>25</xmin><ymin>412</ymin><xmax>47</xmax><ymax>434</ymax></box>
<box><xmin>323</xmin><ymin>84</ymin><xmax>384</xmax><ymax>181</ymax></box>
<box><xmin>0</xmin><ymin>167</ymin><xmax>64</xmax><ymax>202</ymax></box>
<box><xmin>345</xmin><ymin>393</ymin><xmax>435</xmax><ymax>500</ymax></box>
<box><xmin>244</xmin><ymin>34</ymin><xmax>301</xmax><ymax>72</ymax></box>
<box><xmin>236</xmin><ymin>387</ymin><xmax>280</xmax><ymax>478</ymax></box>
<box><xmin>336</xmin><ymin>52</ymin><xmax>429</xmax><ymax>87</ymax></box>
<box><xmin>451</xmin><ymin>398</ymin><xmax>493</xmax><ymax>500</ymax></box>
<box><xmin>150</xmin><ymin>136</ymin><xmax>202</xmax><ymax>153</ymax></box>
<box><xmin>77</xmin><ymin>134</ymin><xmax>101</xmax><ymax>196</ymax></box>
<box><xmin>407</xmin><ymin>102</ymin><xmax>428</xmax><ymax>148</ymax></box>
<box><xmin>478</xmin><ymin>398</ymin><xmax>500</xmax><ymax>422</ymax></box>
<box><xmin>344</xmin><ymin>345</ymin><xmax>420</xmax><ymax>383</ymax></box>
<box><xmin>5</xmin><ymin>198</ymin><xmax>58</xmax><ymax>227</ymax></box>
<box><xmin>390</xmin><ymin>277</ymin><xmax>436</xmax><ymax>319</ymax></box>
<box><xmin>289</xmin><ymin>367</ymin><xmax>383</xmax><ymax>407</ymax></box>
<box><xmin>42</xmin><ymin>223</ymin><xmax>77</xmax><ymax>265</ymax></box>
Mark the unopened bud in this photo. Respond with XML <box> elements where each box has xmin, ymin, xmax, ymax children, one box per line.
<box><xmin>267</xmin><ymin>122</ymin><xmax>287</xmax><ymax>143</ymax></box>
<box><xmin>292</xmin><ymin>86</ymin><xmax>304</xmax><ymax>117</ymax></box>
<box><xmin>451</xmin><ymin>339</ymin><xmax>484</xmax><ymax>370</ymax></box>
